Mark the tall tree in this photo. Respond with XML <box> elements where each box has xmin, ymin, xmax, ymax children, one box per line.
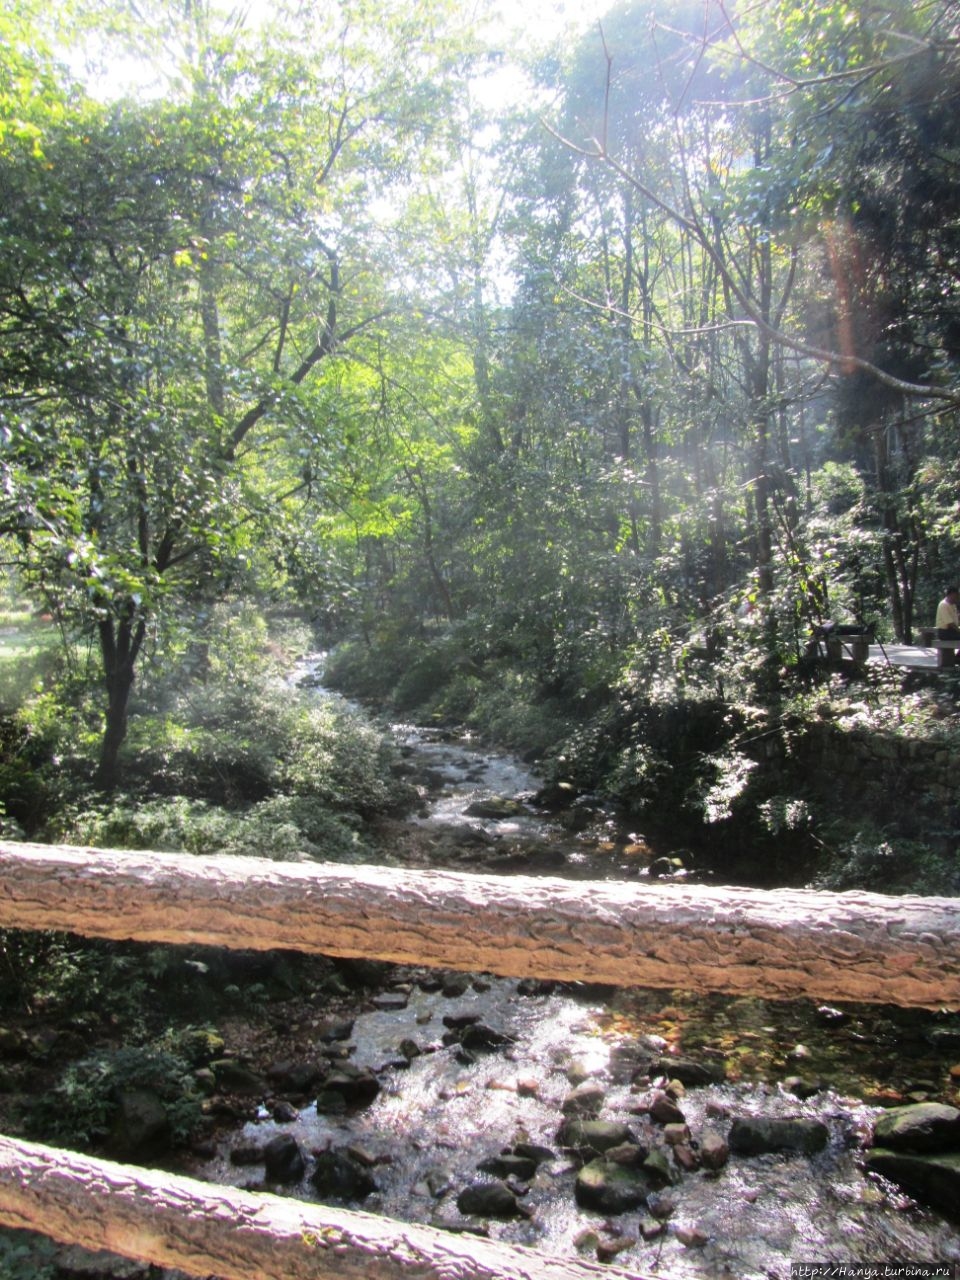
<box><xmin>0</xmin><ymin>0</ymin><xmax>470</xmax><ymax>787</ymax></box>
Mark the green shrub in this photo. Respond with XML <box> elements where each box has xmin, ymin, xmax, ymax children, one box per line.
<box><xmin>25</xmin><ymin>1045</ymin><xmax>201</xmax><ymax>1149</ymax></box>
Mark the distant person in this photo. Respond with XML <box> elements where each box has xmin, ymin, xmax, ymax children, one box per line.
<box><xmin>935</xmin><ymin>586</ymin><xmax>960</xmax><ymax>665</ymax></box>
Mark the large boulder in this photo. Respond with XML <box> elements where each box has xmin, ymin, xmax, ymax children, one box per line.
<box><xmin>871</xmin><ymin>1103</ymin><xmax>960</xmax><ymax>1154</ymax></box>
<box><xmin>864</xmin><ymin>1149</ymin><xmax>960</xmax><ymax>1220</ymax></box>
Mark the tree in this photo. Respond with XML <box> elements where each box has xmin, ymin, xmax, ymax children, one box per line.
<box><xmin>0</xmin><ymin>0</ymin><xmax>470</xmax><ymax>787</ymax></box>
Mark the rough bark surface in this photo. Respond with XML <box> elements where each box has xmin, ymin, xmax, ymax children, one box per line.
<box><xmin>0</xmin><ymin>1135</ymin><xmax>645</xmax><ymax>1280</ymax></box>
<box><xmin>1</xmin><ymin>841</ymin><xmax>958</xmax><ymax>1008</ymax></box>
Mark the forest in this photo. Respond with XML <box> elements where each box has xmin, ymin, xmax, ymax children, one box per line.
<box><xmin>1</xmin><ymin>0</ymin><xmax>960</xmax><ymax>1274</ymax></box>
<box><xmin>2</xmin><ymin>0</ymin><xmax>959</xmax><ymax>886</ymax></box>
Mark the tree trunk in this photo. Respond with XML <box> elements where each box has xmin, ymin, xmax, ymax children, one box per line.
<box><xmin>0</xmin><ymin>1135</ymin><xmax>640</xmax><ymax>1280</ymax></box>
<box><xmin>94</xmin><ymin>615</ymin><xmax>146</xmax><ymax>792</ymax></box>
<box><xmin>0</xmin><ymin>842</ymin><xmax>957</xmax><ymax>1009</ymax></box>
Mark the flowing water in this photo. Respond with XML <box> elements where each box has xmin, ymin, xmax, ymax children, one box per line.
<box><xmin>188</xmin><ymin>658</ymin><xmax>960</xmax><ymax>1277</ymax></box>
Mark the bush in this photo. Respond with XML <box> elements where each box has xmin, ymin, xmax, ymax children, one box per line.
<box><xmin>25</xmin><ymin>1044</ymin><xmax>202</xmax><ymax>1149</ymax></box>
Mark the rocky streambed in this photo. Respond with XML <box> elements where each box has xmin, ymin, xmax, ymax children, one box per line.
<box><xmin>180</xmin><ymin>961</ymin><xmax>960</xmax><ymax>1278</ymax></box>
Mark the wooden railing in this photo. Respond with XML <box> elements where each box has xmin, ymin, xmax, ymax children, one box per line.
<box><xmin>0</xmin><ymin>839</ymin><xmax>958</xmax><ymax>1279</ymax></box>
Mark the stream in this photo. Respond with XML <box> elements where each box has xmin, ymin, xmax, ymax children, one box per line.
<box><xmin>187</xmin><ymin>658</ymin><xmax>960</xmax><ymax>1277</ymax></box>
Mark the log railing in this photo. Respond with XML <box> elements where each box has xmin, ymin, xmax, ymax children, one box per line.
<box><xmin>0</xmin><ymin>839</ymin><xmax>958</xmax><ymax>1280</ymax></box>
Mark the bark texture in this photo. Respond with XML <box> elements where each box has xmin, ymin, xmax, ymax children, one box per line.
<box><xmin>0</xmin><ymin>1135</ymin><xmax>644</xmax><ymax>1280</ymax></box>
<box><xmin>1</xmin><ymin>841</ymin><xmax>958</xmax><ymax>1008</ymax></box>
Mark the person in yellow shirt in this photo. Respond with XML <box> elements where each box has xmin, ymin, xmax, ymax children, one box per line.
<box><xmin>936</xmin><ymin>587</ymin><xmax>960</xmax><ymax>631</ymax></box>
<box><xmin>935</xmin><ymin>586</ymin><xmax>960</xmax><ymax>665</ymax></box>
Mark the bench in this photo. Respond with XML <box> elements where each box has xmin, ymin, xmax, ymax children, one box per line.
<box><xmin>809</xmin><ymin>623</ymin><xmax>873</xmax><ymax>667</ymax></box>
<box><xmin>918</xmin><ymin>629</ymin><xmax>960</xmax><ymax>669</ymax></box>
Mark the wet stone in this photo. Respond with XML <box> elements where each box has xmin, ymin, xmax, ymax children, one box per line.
<box><xmin>653</xmin><ymin>1056</ymin><xmax>725</xmax><ymax>1086</ymax></box>
<box><xmin>783</xmin><ymin>1075</ymin><xmax>826</xmax><ymax>1100</ymax></box>
<box><xmin>574</xmin><ymin>1159</ymin><xmax>652</xmax><ymax>1213</ymax></box>
<box><xmin>863</xmin><ymin>1149</ymin><xmax>960</xmax><ymax>1219</ymax></box>
<box><xmin>477</xmin><ymin>1153</ymin><xmax>538</xmax><ymax>1182</ymax></box>
<box><xmin>457</xmin><ymin>1179</ymin><xmax>524</xmax><ymax>1218</ymax></box>
<box><xmin>319</xmin><ymin>1063</ymin><xmax>381</xmax><ymax>1107</ymax></box>
<box><xmin>263</xmin><ymin>1133</ymin><xmax>305</xmax><ymax>1183</ymax></box>
<box><xmin>310</xmin><ymin>1148</ymin><xmax>378</xmax><ymax>1201</ymax></box>
<box><xmin>700</xmin><ymin>1130</ymin><xmax>730</xmax><ymax>1171</ymax></box>
<box><xmin>728</xmin><ymin>1115</ymin><xmax>830</xmax><ymax>1156</ymax></box>
<box><xmin>561</xmin><ymin>1082</ymin><xmax>606</xmax><ymax>1118</ymax></box>
<box><xmin>266</xmin><ymin>1061</ymin><xmax>323</xmax><ymax>1093</ymax></box>
<box><xmin>211</xmin><ymin>1059</ymin><xmax>266</xmax><ymax>1095</ymax></box>
<box><xmin>512</xmin><ymin>1141</ymin><xmax>555</xmax><ymax>1166</ymax></box>
<box><xmin>558</xmin><ymin>1119</ymin><xmax>638</xmax><ymax>1158</ymax></box>
<box><xmin>872</xmin><ymin>1102</ymin><xmax>960</xmax><ymax>1154</ymax></box>
<box><xmin>596</xmin><ymin>1235</ymin><xmax>637</xmax><ymax>1262</ymax></box>
<box><xmin>649</xmin><ymin>1092</ymin><xmax>686</xmax><ymax>1126</ymax></box>
<box><xmin>371</xmin><ymin>992</ymin><xmax>409</xmax><ymax>1012</ymax></box>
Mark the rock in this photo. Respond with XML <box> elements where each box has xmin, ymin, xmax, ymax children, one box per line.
<box><xmin>310</xmin><ymin>1148</ymin><xmax>378</xmax><ymax>1201</ymax></box>
<box><xmin>672</xmin><ymin>1144</ymin><xmax>700</xmax><ymax>1172</ymax></box>
<box><xmin>646</xmin><ymin>1190</ymin><xmax>677</xmax><ymax>1220</ymax></box>
<box><xmin>516</xmin><ymin>978</ymin><xmax>556</xmax><ymax>997</ymax></box>
<box><xmin>575</xmin><ymin>1159</ymin><xmax>651</xmax><ymax>1213</ymax></box>
<box><xmin>603</xmin><ymin>1141</ymin><xmax>646</xmax><ymax>1168</ymax></box>
<box><xmin>477</xmin><ymin>1153</ymin><xmax>538</xmax><ymax>1182</ymax></box>
<box><xmin>700</xmin><ymin>1131</ymin><xmax>730</xmax><ymax>1171</ymax></box>
<box><xmin>663</xmin><ymin>1123</ymin><xmax>691</xmax><ymax>1146</ymax></box>
<box><xmin>263</xmin><ymin>1133</ymin><xmax>305</xmax><ymax>1183</ymax></box>
<box><xmin>558</xmin><ymin>1119</ymin><xmax>638</xmax><ymax>1158</ymax></box>
<box><xmin>596</xmin><ymin>1235</ymin><xmax>636</xmax><ymax>1262</ymax></box>
<box><xmin>516</xmin><ymin>1077</ymin><xmax>540</xmax><ymax>1098</ymax></box>
<box><xmin>728</xmin><ymin>1115</ymin><xmax>829</xmax><ymax>1156</ymax></box>
<box><xmin>872</xmin><ymin>1103</ymin><xmax>960</xmax><ymax>1154</ymax></box>
<box><xmin>561</xmin><ymin>1082</ymin><xmax>606</xmax><ymax>1118</ymax></box>
<box><xmin>397</xmin><ymin>1038</ymin><xmax>422</xmax><ymax>1061</ymax></box>
<box><xmin>319</xmin><ymin>1063</ymin><xmax>380</xmax><ymax>1107</ymax></box>
<box><xmin>649</xmin><ymin>1092</ymin><xmax>686</xmax><ymax>1126</ymax></box>
<box><xmin>565</xmin><ymin>1059</ymin><xmax>593</xmax><ymax>1086</ymax></box>
<box><xmin>639</xmin><ymin>1217</ymin><xmax>665</xmax><ymax>1240</ymax></box>
<box><xmin>456</xmin><ymin>1180</ymin><xmax>523</xmax><ymax>1218</ymax></box>
<box><xmin>271</xmin><ymin>1100</ymin><xmax>299</xmax><ymax>1123</ymax></box>
<box><xmin>643</xmin><ymin>1149</ymin><xmax>678</xmax><ymax>1185</ymax></box>
<box><xmin>440</xmin><ymin>974</ymin><xmax>471</xmax><ymax>998</ymax></box>
<box><xmin>464</xmin><ymin>797</ymin><xmax>526</xmax><ymax>820</ymax></box>
<box><xmin>370</xmin><ymin>993</ymin><xmax>408</xmax><ymax>1012</ymax></box>
<box><xmin>674</xmin><ymin>1223</ymin><xmax>709</xmax><ymax>1248</ymax></box>
<box><xmin>107</xmin><ymin>1089</ymin><xmax>170</xmax><ymax>1158</ymax></box>
<box><xmin>460</xmin><ymin>1023</ymin><xmax>514</xmax><ymax>1053</ymax></box>
<box><xmin>211</xmin><ymin>1059</ymin><xmax>266</xmax><ymax>1095</ymax></box>
<box><xmin>864</xmin><ymin>1148</ymin><xmax>960</xmax><ymax>1219</ymax></box>
<box><xmin>513</xmin><ymin>1141</ymin><xmax>555</xmax><ymax>1166</ymax></box>
<box><xmin>653</xmin><ymin>1056</ymin><xmax>725</xmax><ymax>1086</ymax></box>
<box><xmin>783</xmin><ymin>1075</ymin><xmax>825</xmax><ymax>1100</ymax></box>
<box><xmin>442</xmin><ymin>1012</ymin><xmax>482</xmax><ymax>1030</ymax></box>
<box><xmin>266</xmin><ymin>1061</ymin><xmax>323</xmax><ymax>1093</ymax></box>
<box><xmin>923</xmin><ymin>1022</ymin><xmax>960</xmax><ymax>1052</ymax></box>
<box><xmin>815</xmin><ymin>1005</ymin><xmax>850</xmax><ymax>1027</ymax></box>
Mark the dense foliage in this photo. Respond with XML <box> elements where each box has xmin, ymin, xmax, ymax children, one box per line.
<box><xmin>1</xmin><ymin>0</ymin><xmax>959</xmax><ymax>894</ymax></box>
